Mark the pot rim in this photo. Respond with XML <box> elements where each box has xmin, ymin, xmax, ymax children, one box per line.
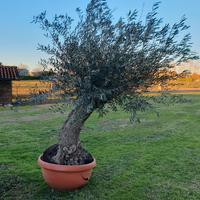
<box><xmin>38</xmin><ymin>155</ymin><xmax>96</xmax><ymax>172</ymax></box>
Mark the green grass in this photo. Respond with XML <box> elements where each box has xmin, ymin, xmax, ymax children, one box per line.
<box><xmin>1</xmin><ymin>95</ymin><xmax>200</xmax><ymax>199</ymax></box>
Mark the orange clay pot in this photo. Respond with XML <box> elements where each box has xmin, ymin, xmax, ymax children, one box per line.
<box><xmin>38</xmin><ymin>156</ymin><xmax>96</xmax><ymax>191</ymax></box>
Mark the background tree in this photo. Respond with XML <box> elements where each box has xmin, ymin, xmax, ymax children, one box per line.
<box><xmin>33</xmin><ymin>0</ymin><xmax>198</xmax><ymax>165</ymax></box>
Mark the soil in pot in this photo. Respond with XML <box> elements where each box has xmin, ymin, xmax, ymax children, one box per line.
<box><xmin>41</xmin><ymin>144</ymin><xmax>94</xmax><ymax>165</ymax></box>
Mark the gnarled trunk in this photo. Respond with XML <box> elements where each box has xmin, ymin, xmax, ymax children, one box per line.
<box><xmin>52</xmin><ymin>102</ymin><xmax>94</xmax><ymax>165</ymax></box>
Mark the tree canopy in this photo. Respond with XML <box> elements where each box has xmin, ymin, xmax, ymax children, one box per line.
<box><xmin>33</xmin><ymin>0</ymin><xmax>198</xmax><ymax>120</ymax></box>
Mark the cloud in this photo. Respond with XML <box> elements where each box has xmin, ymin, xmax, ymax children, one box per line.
<box><xmin>174</xmin><ymin>60</ymin><xmax>200</xmax><ymax>74</ymax></box>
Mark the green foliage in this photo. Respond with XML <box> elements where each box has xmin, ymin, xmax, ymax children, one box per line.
<box><xmin>33</xmin><ymin>0</ymin><xmax>198</xmax><ymax>118</ymax></box>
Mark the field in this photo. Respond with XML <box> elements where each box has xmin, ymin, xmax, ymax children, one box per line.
<box><xmin>11</xmin><ymin>74</ymin><xmax>200</xmax><ymax>100</ymax></box>
<box><xmin>150</xmin><ymin>74</ymin><xmax>200</xmax><ymax>93</ymax></box>
<box><xmin>1</xmin><ymin>95</ymin><xmax>200</xmax><ymax>199</ymax></box>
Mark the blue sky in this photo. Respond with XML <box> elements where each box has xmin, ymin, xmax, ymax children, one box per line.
<box><xmin>0</xmin><ymin>0</ymin><xmax>199</xmax><ymax>70</ymax></box>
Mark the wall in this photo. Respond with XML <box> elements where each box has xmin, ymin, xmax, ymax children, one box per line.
<box><xmin>0</xmin><ymin>81</ymin><xmax>12</xmax><ymax>104</ymax></box>
<box><xmin>12</xmin><ymin>80</ymin><xmax>52</xmax><ymax>97</ymax></box>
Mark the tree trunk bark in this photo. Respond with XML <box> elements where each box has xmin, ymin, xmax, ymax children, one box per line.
<box><xmin>52</xmin><ymin>102</ymin><xmax>94</xmax><ymax>165</ymax></box>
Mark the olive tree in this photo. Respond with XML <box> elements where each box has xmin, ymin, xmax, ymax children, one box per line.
<box><xmin>33</xmin><ymin>0</ymin><xmax>197</xmax><ymax>165</ymax></box>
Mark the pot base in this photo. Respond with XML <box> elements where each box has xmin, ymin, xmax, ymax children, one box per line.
<box><xmin>38</xmin><ymin>156</ymin><xmax>96</xmax><ymax>191</ymax></box>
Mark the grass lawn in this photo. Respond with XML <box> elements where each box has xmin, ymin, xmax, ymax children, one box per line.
<box><xmin>1</xmin><ymin>95</ymin><xmax>200</xmax><ymax>200</ymax></box>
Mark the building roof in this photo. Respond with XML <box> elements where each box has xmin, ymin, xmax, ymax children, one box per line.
<box><xmin>0</xmin><ymin>66</ymin><xmax>19</xmax><ymax>80</ymax></box>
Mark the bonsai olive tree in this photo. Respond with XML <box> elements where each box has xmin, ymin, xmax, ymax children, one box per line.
<box><xmin>33</xmin><ymin>0</ymin><xmax>197</xmax><ymax>165</ymax></box>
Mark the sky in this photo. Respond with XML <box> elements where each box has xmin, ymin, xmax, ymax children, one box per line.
<box><xmin>0</xmin><ymin>0</ymin><xmax>200</xmax><ymax>70</ymax></box>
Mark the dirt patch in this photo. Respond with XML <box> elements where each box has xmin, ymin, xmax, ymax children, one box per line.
<box><xmin>96</xmin><ymin>119</ymin><xmax>132</xmax><ymax>131</ymax></box>
<box><xmin>0</xmin><ymin>112</ymin><xmax>62</xmax><ymax>125</ymax></box>
<box><xmin>15</xmin><ymin>113</ymin><xmax>61</xmax><ymax>122</ymax></box>
<box><xmin>117</xmin><ymin>128</ymin><xmax>177</xmax><ymax>144</ymax></box>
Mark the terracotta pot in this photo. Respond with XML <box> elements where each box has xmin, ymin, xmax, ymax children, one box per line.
<box><xmin>38</xmin><ymin>156</ymin><xmax>96</xmax><ymax>191</ymax></box>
